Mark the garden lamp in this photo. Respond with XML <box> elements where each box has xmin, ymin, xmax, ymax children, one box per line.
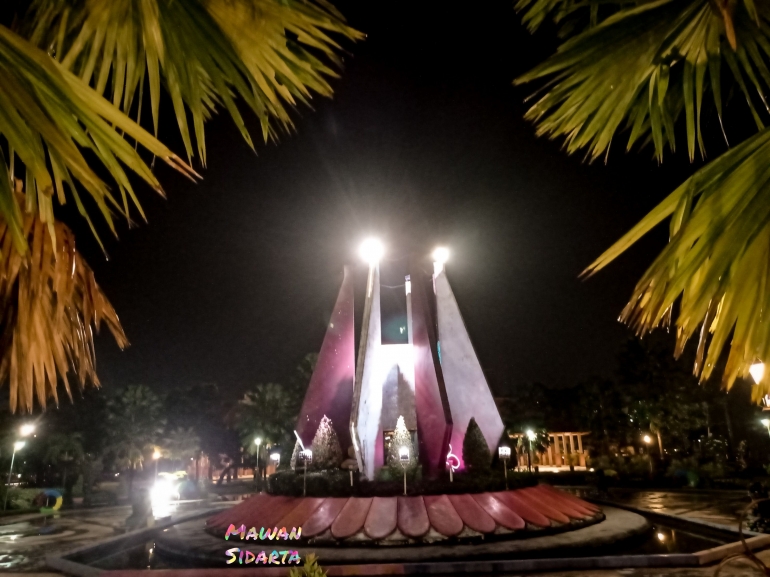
<box><xmin>399</xmin><ymin>446</ymin><xmax>410</xmax><ymax>495</ymax></box>
<box><xmin>299</xmin><ymin>449</ymin><xmax>312</xmax><ymax>496</ymax></box>
<box><xmin>4</xmin><ymin>441</ymin><xmax>26</xmax><ymax>511</ymax></box>
<box><xmin>499</xmin><ymin>446</ymin><xmax>511</xmax><ymax>489</ymax></box>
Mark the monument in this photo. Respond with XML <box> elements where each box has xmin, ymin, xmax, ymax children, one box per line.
<box><xmin>296</xmin><ymin>240</ymin><xmax>505</xmax><ymax>480</ymax></box>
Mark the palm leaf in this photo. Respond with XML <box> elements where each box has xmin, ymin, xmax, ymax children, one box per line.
<box><xmin>0</xmin><ymin>23</ymin><xmax>195</xmax><ymax>248</ymax></box>
<box><xmin>516</xmin><ymin>0</ymin><xmax>770</xmax><ymax>162</ymax></box>
<box><xmin>25</xmin><ymin>0</ymin><xmax>362</xmax><ymax>165</ymax></box>
<box><xmin>0</xmin><ymin>187</ymin><xmax>128</xmax><ymax>414</ymax></box>
<box><xmin>584</xmin><ymin>125</ymin><xmax>770</xmax><ymax>400</ymax></box>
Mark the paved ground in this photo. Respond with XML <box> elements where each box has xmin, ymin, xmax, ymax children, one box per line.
<box><xmin>0</xmin><ymin>489</ymin><xmax>763</xmax><ymax>576</ymax></box>
<box><xmin>602</xmin><ymin>489</ymin><xmax>752</xmax><ymax>528</ymax></box>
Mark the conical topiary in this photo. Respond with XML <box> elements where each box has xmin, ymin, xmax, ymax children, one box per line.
<box><xmin>387</xmin><ymin>415</ymin><xmax>416</xmax><ymax>470</ymax></box>
<box><xmin>309</xmin><ymin>415</ymin><xmax>343</xmax><ymax>470</ymax></box>
<box><xmin>289</xmin><ymin>438</ymin><xmax>302</xmax><ymax>472</ymax></box>
<box><xmin>462</xmin><ymin>417</ymin><xmax>491</xmax><ymax>472</ymax></box>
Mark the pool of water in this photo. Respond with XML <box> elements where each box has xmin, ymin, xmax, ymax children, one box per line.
<box><xmin>84</xmin><ymin>521</ymin><xmax>729</xmax><ymax>570</ymax></box>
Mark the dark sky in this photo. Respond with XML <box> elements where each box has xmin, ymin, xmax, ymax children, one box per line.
<box><xmin>6</xmin><ymin>1</ymin><xmax>710</xmax><ymax>399</ymax></box>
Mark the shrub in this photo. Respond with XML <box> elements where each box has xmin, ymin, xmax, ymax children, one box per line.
<box><xmin>289</xmin><ymin>554</ymin><xmax>326</xmax><ymax>577</ymax></box>
<box><xmin>463</xmin><ymin>417</ymin><xmax>491</xmax><ymax>472</ymax></box>
<box><xmin>309</xmin><ymin>416</ymin><xmax>343</xmax><ymax>470</ymax></box>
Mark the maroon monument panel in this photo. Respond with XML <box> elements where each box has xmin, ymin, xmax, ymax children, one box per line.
<box><xmin>410</xmin><ymin>266</ymin><xmax>452</xmax><ymax>477</ymax></box>
<box><xmin>447</xmin><ymin>493</ymin><xmax>496</xmax><ymax>534</ymax></box>
<box><xmin>295</xmin><ymin>267</ymin><xmax>355</xmax><ymax>449</ymax></box>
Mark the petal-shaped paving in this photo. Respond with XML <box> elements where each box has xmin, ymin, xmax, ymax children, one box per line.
<box><xmin>331</xmin><ymin>497</ymin><xmax>373</xmax><ymax>539</ymax></box>
<box><xmin>398</xmin><ymin>496</ymin><xmax>430</xmax><ymax>538</ymax></box>
<box><xmin>424</xmin><ymin>494</ymin><xmax>464</xmax><ymax>537</ymax></box>
<box><xmin>207</xmin><ymin>485</ymin><xmax>600</xmax><ymax>544</ymax></box>
<box><xmin>365</xmin><ymin>497</ymin><xmax>398</xmax><ymax>539</ymax></box>
<box><xmin>521</xmin><ymin>487</ymin><xmax>590</xmax><ymax>520</ymax></box>
<box><xmin>447</xmin><ymin>493</ymin><xmax>496</xmax><ymax>534</ymax></box>
<box><xmin>493</xmin><ymin>491</ymin><xmax>550</xmax><ymax>528</ymax></box>
<box><xmin>472</xmin><ymin>493</ymin><xmax>525</xmax><ymax>530</ymax></box>
<box><xmin>277</xmin><ymin>497</ymin><xmax>326</xmax><ymax>529</ymax></box>
<box><xmin>513</xmin><ymin>490</ymin><xmax>571</xmax><ymax>524</ymax></box>
<box><xmin>302</xmin><ymin>497</ymin><xmax>348</xmax><ymax>537</ymax></box>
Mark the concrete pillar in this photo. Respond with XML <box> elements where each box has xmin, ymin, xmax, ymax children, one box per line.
<box><xmin>553</xmin><ymin>435</ymin><xmax>561</xmax><ymax>467</ymax></box>
<box><xmin>577</xmin><ymin>434</ymin><xmax>585</xmax><ymax>467</ymax></box>
<box><xmin>547</xmin><ymin>436</ymin><xmax>554</xmax><ymax>466</ymax></box>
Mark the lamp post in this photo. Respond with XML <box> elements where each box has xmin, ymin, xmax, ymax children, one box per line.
<box><xmin>761</xmin><ymin>419</ymin><xmax>770</xmax><ymax>439</ymax></box>
<box><xmin>643</xmin><ymin>435</ymin><xmax>654</xmax><ymax>475</ymax></box>
<box><xmin>499</xmin><ymin>446</ymin><xmax>511</xmax><ymax>489</ymax></box>
<box><xmin>152</xmin><ymin>449</ymin><xmax>161</xmax><ymax>479</ymax></box>
<box><xmin>525</xmin><ymin>430</ymin><xmax>536</xmax><ymax>473</ymax></box>
<box><xmin>399</xmin><ymin>447</ymin><xmax>410</xmax><ymax>495</ymax></box>
<box><xmin>254</xmin><ymin>437</ymin><xmax>262</xmax><ymax>488</ymax></box>
<box><xmin>299</xmin><ymin>450</ymin><xmax>312</xmax><ymax>497</ymax></box>
<box><xmin>3</xmin><ymin>441</ymin><xmax>25</xmax><ymax>511</ymax></box>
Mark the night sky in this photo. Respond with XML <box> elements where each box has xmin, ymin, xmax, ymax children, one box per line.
<box><xmin>5</xmin><ymin>1</ymin><xmax>711</xmax><ymax>400</ymax></box>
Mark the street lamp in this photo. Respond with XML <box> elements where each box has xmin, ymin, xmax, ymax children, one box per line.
<box><xmin>152</xmin><ymin>449</ymin><xmax>161</xmax><ymax>479</ymax></box>
<box><xmin>19</xmin><ymin>424</ymin><xmax>35</xmax><ymax>437</ymax></box>
<box><xmin>751</xmin><ymin>362</ymin><xmax>766</xmax><ymax>385</ymax></box>
<box><xmin>643</xmin><ymin>435</ymin><xmax>653</xmax><ymax>475</ymax></box>
<box><xmin>525</xmin><ymin>430</ymin><xmax>536</xmax><ymax>472</ymax></box>
<box><xmin>399</xmin><ymin>446</ymin><xmax>410</xmax><ymax>495</ymax></box>
<box><xmin>299</xmin><ymin>449</ymin><xmax>312</xmax><ymax>496</ymax></box>
<box><xmin>498</xmin><ymin>446</ymin><xmax>511</xmax><ymax>489</ymax></box>
<box><xmin>3</xmin><ymin>441</ymin><xmax>25</xmax><ymax>511</ymax></box>
<box><xmin>254</xmin><ymin>437</ymin><xmax>262</xmax><ymax>486</ymax></box>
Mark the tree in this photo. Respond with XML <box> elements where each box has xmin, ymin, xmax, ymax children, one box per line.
<box><xmin>386</xmin><ymin>415</ymin><xmax>416</xmax><ymax>472</ymax></box>
<box><xmin>232</xmin><ymin>382</ymin><xmax>297</xmax><ymax>449</ymax></box>
<box><xmin>309</xmin><ymin>415</ymin><xmax>343</xmax><ymax>470</ymax></box>
<box><xmin>0</xmin><ymin>1</ymin><xmax>360</xmax><ymax>413</ymax></box>
<box><xmin>462</xmin><ymin>417</ymin><xmax>491</xmax><ymax>472</ymax></box>
<box><xmin>516</xmin><ymin>0</ymin><xmax>770</xmax><ymax>395</ymax></box>
<box><xmin>163</xmin><ymin>427</ymin><xmax>201</xmax><ymax>472</ymax></box>
<box><xmin>44</xmin><ymin>432</ymin><xmax>84</xmax><ymax>506</ymax></box>
<box><xmin>290</xmin><ymin>438</ymin><xmax>302</xmax><ymax>472</ymax></box>
<box><xmin>107</xmin><ymin>385</ymin><xmax>165</xmax><ymax>496</ymax></box>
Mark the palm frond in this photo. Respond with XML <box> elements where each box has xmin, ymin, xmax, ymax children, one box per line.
<box><xmin>25</xmin><ymin>0</ymin><xmax>362</xmax><ymax>165</ymax></box>
<box><xmin>515</xmin><ymin>0</ymin><xmax>629</xmax><ymax>35</ymax></box>
<box><xmin>516</xmin><ymin>0</ymin><xmax>770</xmax><ymax>162</ymax></box>
<box><xmin>0</xmin><ymin>188</ymin><xmax>128</xmax><ymax>414</ymax></box>
<box><xmin>584</xmin><ymin>125</ymin><xmax>770</xmax><ymax>399</ymax></box>
<box><xmin>0</xmin><ymin>23</ymin><xmax>195</xmax><ymax>248</ymax></box>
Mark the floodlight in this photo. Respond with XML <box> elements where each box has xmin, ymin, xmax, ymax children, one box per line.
<box><xmin>359</xmin><ymin>238</ymin><xmax>384</xmax><ymax>265</ymax></box>
<box><xmin>432</xmin><ymin>247</ymin><xmax>449</xmax><ymax>264</ymax></box>
<box><xmin>19</xmin><ymin>424</ymin><xmax>34</xmax><ymax>437</ymax></box>
<box><xmin>751</xmin><ymin>362</ymin><xmax>766</xmax><ymax>385</ymax></box>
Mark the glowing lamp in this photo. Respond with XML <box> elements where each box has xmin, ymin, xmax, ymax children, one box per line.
<box><xmin>762</xmin><ymin>419</ymin><xmax>770</xmax><ymax>428</ymax></box>
<box><xmin>498</xmin><ymin>446</ymin><xmax>511</xmax><ymax>460</ymax></box>
<box><xmin>399</xmin><ymin>446</ymin><xmax>410</xmax><ymax>463</ymax></box>
<box><xmin>19</xmin><ymin>424</ymin><xmax>34</xmax><ymax>437</ymax></box>
<box><xmin>254</xmin><ymin>437</ymin><xmax>262</xmax><ymax>446</ymax></box>
<box><xmin>270</xmin><ymin>453</ymin><xmax>281</xmax><ymax>466</ymax></box>
<box><xmin>643</xmin><ymin>435</ymin><xmax>652</xmax><ymax>444</ymax></box>
<box><xmin>152</xmin><ymin>449</ymin><xmax>161</xmax><ymax>460</ymax></box>
<box><xmin>526</xmin><ymin>429</ymin><xmax>536</xmax><ymax>441</ymax></box>
<box><xmin>13</xmin><ymin>441</ymin><xmax>25</xmax><ymax>451</ymax></box>
<box><xmin>751</xmin><ymin>362</ymin><xmax>766</xmax><ymax>385</ymax></box>
<box><xmin>359</xmin><ymin>238</ymin><xmax>384</xmax><ymax>265</ymax></box>
<box><xmin>299</xmin><ymin>449</ymin><xmax>313</xmax><ymax>463</ymax></box>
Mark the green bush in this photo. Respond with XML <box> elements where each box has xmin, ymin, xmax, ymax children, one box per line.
<box><xmin>267</xmin><ymin>467</ymin><xmax>536</xmax><ymax>497</ymax></box>
<box><xmin>289</xmin><ymin>554</ymin><xmax>326</xmax><ymax>577</ymax></box>
<box><xmin>463</xmin><ymin>417</ymin><xmax>492</xmax><ymax>472</ymax></box>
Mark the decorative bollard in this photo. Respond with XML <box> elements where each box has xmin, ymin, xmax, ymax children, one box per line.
<box><xmin>399</xmin><ymin>447</ymin><xmax>410</xmax><ymax>496</ymax></box>
<box><xmin>498</xmin><ymin>446</ymin><xmax>511</xmax><ymax>490</ymax></box>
